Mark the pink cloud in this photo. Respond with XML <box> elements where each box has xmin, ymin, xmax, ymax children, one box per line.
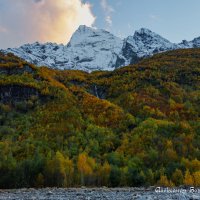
<box><xmin>0</xmin><ymin>0</ymin><xmax>96</xmax><ymax>48</ymax></box>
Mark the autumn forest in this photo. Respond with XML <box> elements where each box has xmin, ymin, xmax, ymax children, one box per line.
<box><xmin>0</xmin><ymin>49</ymin><xmax>200</xmax><ymax>188</ymax></box>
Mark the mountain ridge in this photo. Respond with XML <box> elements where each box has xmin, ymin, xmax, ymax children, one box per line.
<box><xmin>3</xmin><ymin>25</ymin><xmax>200</xmax><ymax>72</ymax></box>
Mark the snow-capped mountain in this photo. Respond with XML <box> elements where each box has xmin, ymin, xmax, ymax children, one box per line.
<box><xmin>64</xmin><ymin>25</ymin><xmax>123</xmax><ymax>71</ymax></box>
<box><xmin>178</xmin><ymin>37</ymin><xmax>200</xmax><ymax>49</ymax></box>
<box><xmin>118</xmin><ymin>28</ymin><xmax>178</xmax><ymax>66</ymax></box>
<box><xmin>3</xmin><ymin>25</ymin><xmax>200</xmax><ymax>72</ymax></box>
<box><xmin>5</xmin><ymin>25</ymin><xmax>123</xmax><ymax>72</ymax></box>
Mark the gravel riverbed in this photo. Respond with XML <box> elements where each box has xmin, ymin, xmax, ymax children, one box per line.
<box><xmin>0</xmin><ymin>187</ymin><xmax>200</xmax><ymax>200</ymax></box>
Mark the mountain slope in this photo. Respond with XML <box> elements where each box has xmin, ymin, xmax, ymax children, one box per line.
<box><xmin>0</xmin><ymin>49</ymin><xmax>200</xmax><ymax>188</ymax></box>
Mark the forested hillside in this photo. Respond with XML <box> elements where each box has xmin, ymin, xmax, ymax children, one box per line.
<box><xmin>0</xmin><ymin>49</ymin><xmax>200</xmax><ymax>188</ymax></box>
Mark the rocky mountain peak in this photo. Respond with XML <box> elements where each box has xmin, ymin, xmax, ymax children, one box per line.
<box><xmin>133</xmin><ymin>28</ymin><xmax>172</xmax><ymax>45</ymax></box>
<box><xmin>121</xmin><ymin>28</ymin><xmax>177</xmax><ymax>58</ymax></box>
<box><xmin>3</xmin><ymin>26</ymin><xmax>200</xmax><ymax>72</ymax></box>
<box><xmin>134</xmin><ymin>28</ymin><xmax>154</xmax><ymax>36</ymax></box>
<box><xmin>68</xmin><ymin>25</ymin><xmax>119</xmax><ymax>47</ymax></box>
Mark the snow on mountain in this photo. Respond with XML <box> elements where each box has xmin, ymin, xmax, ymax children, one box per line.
<box><xmin>178</xmin><ymin>36</ymin><xmax>200</xmax><ymax>49</ymax></box>
<box><xmin>126</xmin><ymin>28</ymin><xmax>178</xmax><ymax>56</ymax></box>
<box><xmin>4</xmin><ymin>25</ymin><xmax>123</xmax><ymax>72</ymax></box>
<box><xmin>64</xmin><ymin>25</ymin><xmax>123</xmax><ymax>71</ymax></box>
<box><xmin>3</xmin><ymin>26</ymin><xmax>200</xmax><ymax>72</ymax></box>
<box><xmin>119</xmin><ymin>28</ymin><xmax>179</xmax><ymax>66</ymax></box>
<box><xmin>6</xmin><ymin>42</ymin><xmax>66</xmax><ymax>69</ymax></box>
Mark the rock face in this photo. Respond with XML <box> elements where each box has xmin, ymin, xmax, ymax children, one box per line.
<box><xmin>0</xmin><ymin>188</ymin><xmax>200</xmax><ymax>200</ymax></box>
<box><xmin>0</xmin><ymin>85</ymin><xmax>39</xmax><ymax>103</ymax></box>
<box><xmin>3</xmin><ymin>25</ymin><xmax>200</xmax><ymax>72</ymax></box>
<box><xmin>65</xmin><ymin>25</ymin><xmax>123</xmax><ymax>71</ymax></box>
<box><xmin>0</xmin><ymin>64</ymin><xmax>35</xmax><ymax>75</ymax></box>
<box><xmin>118</xmin><ymin>28</ymin><xmax>178</xmax><ymax>66</ymax></box>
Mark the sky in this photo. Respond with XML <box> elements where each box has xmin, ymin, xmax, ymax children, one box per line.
<box><xmin>0</xmin><ymin>0</ymin><xmax>200</xmax><ymax>49</ymax></box>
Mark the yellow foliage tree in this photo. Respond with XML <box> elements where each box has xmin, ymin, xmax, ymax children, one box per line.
<box><xmin>193</xmin><ymin>171</ymin><xmax>200</xmax><ymax>186</ymax></box>
<box><xmin>184</xmin><ymin>169</ymin><xmax>194</xmax><ymax>186</ymax></box>
<box><xmin>45</xmin><ymin>151</ymin><xmax>74</xmax><ymax>187</ymax></box>
<box><xmin>65</xmin><ymin>157</ymin><xmax>74</xmax><ymax>187</ymax></box>
<box><xmin>77</xmin><ymin>152</ymin><xmax>96</xmax><ymax>185</ymax></box>
<box><xmin>172</xmin><ymin>169</ymin><xmax>183</xmax><ymax>186</ymax></box>
<box><xmin>98</xmin><ymin>162</ymin><xmax>111</xmax><ymax>186</ymax></box>
<box><xmin>157</xmin><ymin>175</ymin><xmax>174</xmax><ymax>187</ymax></box>
<box><xmin>191</xmin><ymin>159</ymin><xmax>200</xmax><ymax>172</ymax></box>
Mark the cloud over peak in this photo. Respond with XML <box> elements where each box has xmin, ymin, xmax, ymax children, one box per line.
<box><xmin>0</xmin><ymin>0</ymin><xmax>96</xmax><ymax>49</ymax></box>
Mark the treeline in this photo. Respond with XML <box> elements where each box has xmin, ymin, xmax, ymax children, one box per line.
<box><xmin>1</xmin><ymin>150</ymin><xmax>200</xmax><ymax>188</ymax></box>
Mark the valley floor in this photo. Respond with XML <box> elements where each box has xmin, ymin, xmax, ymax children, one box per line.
<box><xmin>0</xmin><ymin>187</ymin><xmax>200</xmax><ymax>200</ymax></box>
